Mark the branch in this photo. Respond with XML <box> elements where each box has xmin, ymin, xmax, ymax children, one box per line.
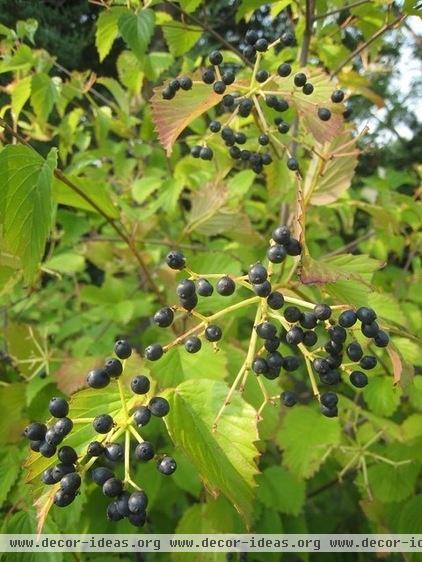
<box><xmin>163</xmin><ymin>0</ymin><xmax>253</xmax><ymax>68</ymax></box>
<box><xmin>314</xmin><ymin>0</ymin><xmax>372</xmax><ymax>21</ymax></box>
<box><xmin>0</xmin><ymin>118</ymin><xmax>164</xmax><ymax>302</ymax></box>
<box><xmin>300</xmin><ymin>0</ymin><xmax>315</xmax><ymax>66</ymax></box>
<box><xmin>330</xmin><ymin>13</ymin><xmax>406</xmax><ymax>77</ymax></box>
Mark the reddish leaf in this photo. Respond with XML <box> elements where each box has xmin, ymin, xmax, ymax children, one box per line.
<box><xmin>388</xmin><ymin>344</ymin><xmax>414</xmax><ymax>388</ymax></box>
<box><xmin>34</xmin><ymin>487</ymin><xmax>56</xmax><ymax>534</ymax></box>
<box><xmin>53</xmin><ymin>356</ymin><xmax>103</xmax><ymax>395</ymax></box>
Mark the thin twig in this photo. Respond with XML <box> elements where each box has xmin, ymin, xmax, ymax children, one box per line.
<box><xmin>330</xmin><ymin>14</ymin><xmax>406</xmax><ymax>77</ymax></box>
<box><xmin>314</xmin><ymin>0</ymin><xmax>372</xmax><ymax>20</ymax></box>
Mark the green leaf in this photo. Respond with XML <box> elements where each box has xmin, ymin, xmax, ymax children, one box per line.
<box><xmin>365</xmin><ymin>456</ymin><xmax>419</xmax><ymax>503</ymax></box>
<box><xmin>397</xmin><ymin>495</ymin><xmax>422</xmax><ymax>533</ymax></box>
<box><xmin>0</xmin><ymin>145</ymin><xmax>57</xmax><ymax>281</ymax></box>
<box><xmin>0</xmin><ymin>446</ymin><xmax>23</xmax><ymax>506</ymax></box>
<box><xmin>178</xmin><ymin>0</ymin><xmax>203</xmax><ymax>13</ymax></box>
<box><xmin>52</xmin><ymin>175</ymin><xmax>119</xmax><ymax>219</ymax></box>
<box><xmin>117</xmin><ymin>50</ymin><xmax>143</xmax><ymax>94</ymax></box>
<box><xmin>31</xmin><ymin>73</ymin><xmax>59</xmax><ymax>123</ymax></box>
<box><xmin>11</xmin><ymin>75</ymin><xmax>32</xmax><ymax>119</ymax></box>
<box><xmin>118</xmin><ymin>9</ymin><xmax>155</xmax><ymax>61</ymax></box>
<box><xmin>150</xmin><ymin>344</ymin><xmax>227</xmax><ymax>387</ymax></box>
<box><xmin>256</xmin><ymin>466</ymin><xmax>306</xmax><ymax>515</ymax></box>
<box><xmin>0</xmin><ymin>383</ymin><xmax>26</xmax><ymax>443</ymax></box>
<box><xmin>95</xmin><ymin>7</ymin><xmax>126</xmax><ymax>62</ymax></box>
<box><xmin>277</xmin><ymin>406</ymin><xmax>341</xmax><ymax>478</ymax></box>
<box><xmin>164</xmin><ymin>379</ymin><xmax>259</xmax><ymax>523</ymax></box>
<box><xmin>300</xmin><ymin>253</ymin><xmax>381</xmax><ymax>285</ymax></box>
<box><xmin>44</xmin><ymin>252</ymin><xmax>85</xmax><ymax>274</ymax></box>
<box><xmin>160</xmin><ymin>17</ymin><xmax>202</xmax><ymax>56</ymax></box>
<box><xmin>363</xmin><ymin>376</ymin><xmax>401</xmax><ymax>417</ymax></box>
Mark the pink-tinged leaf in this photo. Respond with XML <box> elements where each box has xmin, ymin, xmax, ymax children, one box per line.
<box><xmin>305</xmin><ymin>131</ymin><xmax>359</xmax><ymax>205</ymax></box>
<box><xmin>270</xmin><ymin>69</ymin><xmax>344</xmax><ymax>144</ymax></box>
<box><xmin>53</xmin><ymin>356</ymin><xmax>103</xmax><ymax>395</ymax></box>
<box><xmin>300</xmin><ymin>253</ymin><xmax>382</xmax><ymax>285</ymax></box>
<box><xmin>388</xmin><ymin>344</ymin><xmax>414</xmax><ymax>388</ymax></box>
<box><xmin>151</xmin><ymin>75</ymin><xmax>240</xmax><ymax>155</ymax></box>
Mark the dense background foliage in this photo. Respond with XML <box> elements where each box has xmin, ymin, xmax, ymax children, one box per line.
<box><xmin>0</xmin><ymin>1</ymin><xmax>421</xmax><ymax>561</ymax></box>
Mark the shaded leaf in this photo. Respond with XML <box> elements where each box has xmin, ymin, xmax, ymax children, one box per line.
<box><xmin>31</xmin><ymin>73</ymin><xmax>59</xmax><ymax>124</ymax></box>
<box><xmin>118</xmin><ymin>9</ymin><xmax>155</xmax><ymax>61</ymax></box>
<box><xmin>300</xmin><ymin>253</ymin><xmax>381</xmax><ymax>285</ymax></box>
<box><xmin>256</xmin><ymin>466</ymin><xmax>306</xmax><ymax>515</ymax></box>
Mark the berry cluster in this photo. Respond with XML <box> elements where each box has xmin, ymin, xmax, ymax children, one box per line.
<box><xmin>160</xmin><ymin>29</ymin><xmax>345</xmax><ymax>173</ymax></box>
<box><xmin>24</xmin><ymin>341</ymin><xmax>176</xmax><ymax>526</ymax></box>
<box><xmin>145</xmin><ymin>225</ymin><xmax>390</xmax><ymax>422</ymax></box>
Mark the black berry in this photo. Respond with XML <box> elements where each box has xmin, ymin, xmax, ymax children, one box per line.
<box><xmin>196</xmin><ymin>278</ymin><xmax>213</xmax><ymax>296</ymax></box>
<box><xmin>284</xmin><ymin>306</ymin><xmax>301</xmax><ymax>323</ymax></box>
<box><xmin>144</xmin><ymin>343</ymin><xmax>163</xmax><ymax>361</ymax></box>
<box><xmin>128</xmin><ymin>491</ymin><xmax>148</xmax><ymax>513</ymax></box>
<box><xmin>347</xmin><ymin>342</ymin><xmax>363</xmax><ymax>362</ymax></box>
<box><xmin>148</xmin><ymin>397</ymin><xmax>170</xmax><ymax>417</ymax></box>
<box><xmin>318</xmin><ymin>107</ymin><xmax>331</xmax><ymax>121</ymax></box>
<box><xmin>93</xmin><ymin>414</ymin><xmax>113</xmax><ymax>434</ymax></box>
<box><xmin>281</xmin><ymin>391</ymin><xmax>297</xmax><ymax>407</ymax></box>
<box><xmin>49</xmin><ymin>397</ymin><xmax>69</xmax><ymax>419</ymax></box>
<box><xmin>58</xmin><ymin>446</ymin><xmax>77</xmax><ymax>465</ymax></box>
<box><xmin>216</xmin><ymin>276</ymin><xmax>235</xmax><ymax>296</ymax></box>
<box><xmin>166</xmin><ymin>251</ymin><xmax>186</xmax><ymax>270</ymax></box>
<box><xmin>104</xmin><ymin>358</ymin><xmax>123</xmax><ymax>378</ymax></box>
<box><xmin>157</xmin><ymin>456</ymin><xmax>177</xmax><ymax>475</ymax></box>
<box><xmin>314</xmin><ymin>304</ymin><xmax>332</xmax><ymax>321</ymax></box>
<box><xmin>114</xmin><ymin>339</ymin><xmax>132</xmax><ymax>359</ymax></box>
<box><xmin>331</xmin><ymin>89</ymin><xmax>345</xmax><ymax>103</ymax></box>
<box><xmin>209</xmin><ymin>50</ymin><xmax>223</xmax><ymax>65</ymax></box>
<box><xmin>133</xmin><ymin>406</ymin><xmax>151</xmax><ymax>427</ymax></box>
<box><xmin>277</xmin><ymin>63</ymin><xmax>291</xmax><ymax>77</ymax></box>
<box><xmin>153</xmin><ymin>307</ymin><xmax>174</xmax><ymax>328</ymax></box>
<box><xmin>267</xmin><ymin>292</ymin><xmax>284</xmax><ymax>310</ymax></box>
<box><xmin>350</xmin><ymin>371</ymin><xmax>368</xmax><ymax>388</ymax></box>
<box><xmin>92</xmin><ymin>466</ymin><xmax>114</xmax><ymax>486</ymax></box>
<box><xmin>294</xmin><ymin>73</ymin><xmax>307</xmax><ymax>87</ymax></box>
<box><xmin>103</xmin><ymin>477</ymin><xmax>123</xmax><ymax>497</ymax></box>
<box><xmin>338</xmin><ymin>309</ymin><xmax>357</xmax><ymax>328</ymax></box>
<box><xmin>24</xmin><ymin>422</ymin><xmax>46</xmax><ymax>441</ymax></box>
<box><xmin>185</xmin><ymin>336</ymin><xmax>202</xmax><ymax>353</ymax></box>
<box><xmin>179</xmin><ymin>76</ymin><xmax>192</xmax><ymax>90</ymax></box>
<box><xmin>135</xmin><ymin>441</ymin><xmax>155</xmax><ymax>461</ymax></box>
<box><xmin>248</xmin><ymin>263</ymin><xmax>267</xmax><ymax>284</ymax></box>
<box><xmin>131</xmin><ymin>375</ymin><xmax>150</xmax><ymax>395</ymax></box>
<box><xmin>205</xmin><ymin>325</ymin><xmax>222</xmax><ymax>342</ymax></box>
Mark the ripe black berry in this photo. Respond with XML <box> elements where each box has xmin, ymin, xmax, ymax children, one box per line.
<box><xmin>320</xmin><ymin>404</ymin><xmax>338</xmax><ymax>418</ymax></box>
<box><xmin>245</xmin><ymin>30</ymin><xmax>258</xmax><ymax>44</ymax></box>
<box><xmin>191</xmin><ymin>145</ymin><xmax>201</xmax><ymax>158</ymax></box>
<box><xmin>272</xmin><ymin>225</ymin><xmax>290</xmax><ymax>244</ymax></box>
<box><xmin>239</xmin><ymin>98</ymin><xmax>253</xmax><ymax>115</ymax></box>
<box><xmin>230</xmin><ymin>146</ymin><xmax>241</xmax><ymax>159</ymax></box>
<box><xmin>87</xmin><ymin>441</ymin><xmax>104</xmax><ymax>457</ymax></box>
<box><xmin>267</xmin><ymin>351</ymin><xmax>283</xmax><ymax>370</ymax></box>
<box><xmin>157</xmin><ymin>456</ymin><xmax>177</xmax><ymax>475</ymax></box>
<box><xmin>60</xmin><ymin>472</ymin><xmax>81</xmax><ymax>494</ymax></box>
<box><xmin>374</xmin><ymin>330</ymin><xmax>389</xmax><ymax>347</ymax></box>
<box><xmin>185</xmin><ymin>336</ymin><xmax>202</xmax><ymax>353</ymax></box>
<box><xmin>162</xmin><ymin>86</ymin><xmax>174</xmax><ymax>100</ymax></box>
<box><xmin>179</xmin><ymin>294</ymin><xmax>198</xmax><ymax>311</ymax></box>
<box><xmin>135</xmin><ymin>442</ymin><xmax>155</xmax><ymax>461</ymax></box>
<box><xmin>252</xmin><ymin>357</ymin><xmax>268</xmax><ymax>375</ymax></box>
<box><xmin>286</xmin><ymin>326</ymin><xmax>304</xmax><ymax>345</ymax></box>
<box><xmin>294</xmin><ymin>73</ymin><xmax>307</xmax><ymax>87</ymax></box>
<box><xmin>205</xmin><ymin>324</ymin><xmax>222</xmax><ymax>342</ymax></box>
<box><xmin>144</xmin><ymin>343</ymin><xmax>163</xmax><ymax>361</ymax></box>
<box><xmin>92</xmin><ymin>466</ymin><xmax>114</xmax><ymax>486</ymax></box>
<box><xmin>209</xmin><ymin>50</ymin><xmax>223</xmax><ymax>65</ymax></box>
<box><xmin>104</xmin><ymin>443</ymin><xmax>124</xmax><ymax>462</ymax></box>
<box><xmin>93</xmin><ymin>414</ymin><xmax>113</xmax><ymax>434</ymax></box>
<box><xmin>313</xmin><ymin>304</ymin><xmax>332</xmax><ymax>321</ymax></box>
<box><xmin>278</xmin><ymin>122</ymin><xmax>290</xmax><ymax>134</ymax></box>
<box><xmin>51</xmin><ymin>463</ymin><xmax>74</xmax><ymax>481</ymax></box>
<box><xmin>202</xmin><ymin>68</ymin><xmax>215</xmax><ymax>84</ymax></box>
<box><xmin>347</xmin><ymin>342</ymin><xmax>363</xmax><ymax>362</ymax></box>
<box><xmin>286</xmin><ymin>238</ymin><xmax>301</xmax><ymax>256</ymax></box>
<box><xmin>223</xmin><ymin>94</ymin><xmax>235</xmax><ymax>107</ymax></box>
<box><xmin>258</xmin><ymin>134</ymin><xmax>269</xmax><ymax>146</ymax></box>
<box><xmin>209</xmin><ymin>120</ymin><xmax>221</xmax><ymax>133</ymax></box>
<box><xmin>49</xmin><ymin>397</ymin><xmax>69</xmax><ymax>419</ymax></box>
<box><xmin>55</xmin><ymin>419</ymin><xmax>73</xmax><ymax>439</ymax></box>
<box><xmin>133</xmin><ymin>406</ymin><xmax>151</xmax><ymax>427</ymax></box>
<box><xmin>331</xmin><ymin>89</ymin><xmax>345</xmax><ymax>103</ymax></box>
<box><xmin>153</xmin><ymin>307</ymin><xmax>174</xmax><ymax>328</ymax></box>
<box><xmin>350</xmin><ymin>370</ymin><xmax>368</xmax><ymax>388</ymax></box>
<box><xmin>58</xmin><ymin>446</ymin><xmax>78</xmax><ymax>465</ymax></box>
<box><xmin>267</xmin><ymin>244</ymin><xmax>287</xmax><ymax>263</ymax></box>
<box><xmin>338</xmin><ymin>309</ymin><xmax>357</xmax><ymax>328</ymax></box>
<box><xmin>313</xmin><ymin>357</ymin><xmax>330</xmax><ymax>374</ymax></box>
<box><xmin>235</xmin><ymin>132</ymin><xmax>246</xmax><ymax>144</ymax></box>
<box><xmin>329</xmin><ymin>325</ymin><xmax>347</xmax><ymax>343</ymax></box>
<box><xmin>275</xmin><ymin>99</ymin><xmax>289</xmax><ymax>112</ymax></box>
<box><xmin>115</xmin><ymin>491</ymin><xmax>131</xmax><ymax>516</ymax></box>
<box><xmin>327</xmin><ymin>354</ymin><xmax>343</xmax><ymax>369</ymax></box>
<box><xmin>256</xmin><ymin>322</ymin><xmax>277</xmax><ymax>340</ymax></box>
<box><xmin>360</xmin><ymin>356</ymin><xmax>377</xmax><ymax>370</ymax></box>
<box><xmin>169</xmin><ymin>79</ymin><xmax>180</xmax><ymax>92</ymax></box>
<box><xmin>281</xmin><ymin>391</ymin><xmax>297</xmax><ymax>407</ymax></box>
<box><xmin>284</xmin><ymin>306</ymin><xmax>301</xmax><ymax>323</ymax></box>
<box><xmin>325</xmin><ymin>340</ymin><xmax>343</xmax><ymax>356</ymax></box>
<box><xmin>281</xmin><ymin>31</ymin><xmax>295</xmax><ymax>45</ymax></box>
<box><xmin>303</xmin><ymin>330</ymin><xmax>318</xmax><ymax>347</ymax></box>
<box><xmin>302</xmin><ymin>83</ymin><xmax>314</xmax><ymax>95</ymax></box>
<box><xmin>200</xmin><ymin>146</ymin><xmax>214</xmax><ymax>160</ymax></box>
<box><xmin>300</xmin><ymin>312</ymin><xmax>317</xmax><ymax>329</ymax></box>
<box><xmin>222</xmin><ymin>70</ymin><xmax>235</xmax><ymax>85</ymax></box>
<box><xmin>128</xmin><ymin>491</ymin><xmax>148</xmax><ymax>513</ymax></box>
<box><xmin>24</xmin><ymin>422</ymin><xmax>47</xmax><ymax>441</ymax></box>
<box><xmin>128</xmin><ymin>511</ymin><xmax>146</xmax><ymax>527</ymax></box>
<box><xmin>319</xmin><ymin>370</ymin><xmax>341</xmax><ymax>385</ymax></box>
<box><xmin>265</xmin><ymin>337</ymin><xmax>281</xmax><ymax>352</ymax></box>
<box><xmin>320</xmin><ymin>391</ymin><xmax>338</xmax><ymax>409</ymax></box>
<box><xmin>361</xmin><ymin>321</ymin><xmax>380</xmax><ymax>338</ymax></box>
<box><xmin>39</xmin><ymin>442</ymin><xmax>56</xmax><ymax>458</ymax></box>
<box><xmin>277</xmin><ymin>63</ymin><xmax>291</xmax><ymax>77</ymax></box>
<box><xmin>216</xmin><ymin>276</ymin><xmax>235</xmax><ymax>296</ymax></box>
<box><xmin>267</xmin><ymin>291</ymin><xmax>284</xmax><ymax>310</ymax></box>
<box><xmin>255</xmin><ymin>38</ymin><xmax>268</xmax><ymax>52</ymax></box>
<box><xmin>179</xmin><ymin>76</ymin><xmax>192</xmax><ymax>90</ymax></box>
<box><xmin>287</xmin><ymin>157</ymin><xmax>298</xmax><ymax>171</ymax></box>
<box><xmin>114</xmin><ymin>339</ymin><xmax>132</xmax><ymax>359</ymax></box>
<box><xmin>253</xmin><ymin>280</ymin><xmax>272</xmax><ymax>297</ymax></box>
<box><xmin>356</xmin><ymin>307</ymin><xmax>376</xmax><ymax>324</ymax></box>
<box><xmin>248</xmin><ymin>263</ymin><xmax>267</xmax><ymax>284</ymax></box>
<box><xmin>107</xmin><ymin>502</ymin><xmax>123</xmax><ymax>521</ymax></box>
<box><xmin>30</xmin><ymin>440</ymin><xmax>42</xmax><ymax>452</ymax></box>
<box><xmin>166</xmin><ymin>250</ymin><xmax>185</xmax><ymax>270</ymax></box>
<box><xmin>256</xmin><ymin>70</ymin><xmax>269</xmax><ymax>83</ymax></box>
<box><xmin>42</xmin><ymin>468</ymin><xmax>57</xmax><ymax>485</ymax></box>
<box><xmin>131</xmin><ymin>375</ymin><xmax>150</xmax><ymax>395</ymax></box>
<box><xmin>148</xmin><ymin>397</ymin><xmax>170</xmax><ymax>417</ymax></box>
<box><xmin>104</xmin><ymin>358</ymin><xmax>123</xmax><ymax>378</ymax></box>
<box><xmin>103</xmin><ymin>477</ymin><xmax>123</xmax><ymax>497</ymax></box>
<box><xmin>45</xmin><ymin>428</ymin><xmax>62</xmax><ymax>446</ymax></box>
<box><xmin>196</xmin><ymin>278</ymin><xmax>213</xmax><ymax>296</ymax></box>
<box><xmin>243</xmin><ymin>45</ymin><xmax>256</xmax><ymax>59</ymax></box>
<box><xmin>213</xmin><ymin>81</ymin><xmax>226</xmax><ymax>95</ymax></box>
<box><xmin>54</xmin><ymin>490</ymin><xmax>76</xmax><ymax>507</ymax></box>
<box><xmin>318</xmin><ymin>108</ymin><xmax>331</xmax><ymax>121</ymax></box>
<box><xmin>266</xmin><ymin>95</ymin><xmax>277</xmax><ymax>108</ymax></box>
<box><xmin>282</xmin><ymin>356</ymin><xmax>300</xmax><ymax>372</ymax></box>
